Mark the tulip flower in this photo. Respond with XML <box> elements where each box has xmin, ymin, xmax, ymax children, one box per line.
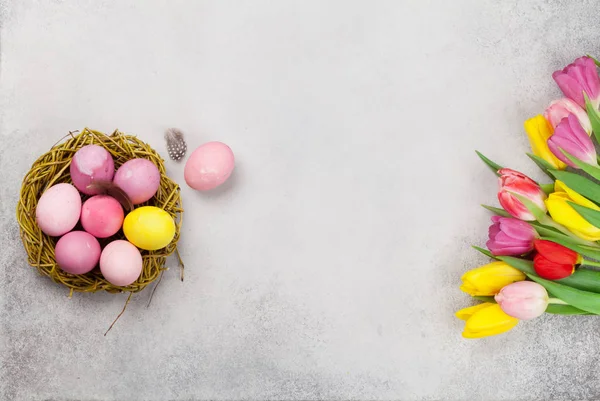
<box><xmin>455</xmin><ymin>303</ymin><xmax>519</xmax><ymax>339</ymax></box>
<box><xmin>486</xmin><ymin>216</ymin><xmax>537</xmax><ymax>256</ymax></box>
<box><xmin>533</xmin><ymin>239</ymin><xmax>581</xmax><ymax>280</ymax></box>
<box><xmin>524</xmin><ymin>115</ymin><xmax>567</xmax><ymax>170</ymax></box>
<box><xmin>460</xmin><ymin>261</ymin><xmax>526</xmax><ymax>296</ymax></box>
<box><xmin>546</xmin><ymin>180</ymin><xmax>600</xmax><ymax>241</ymax></box>
<box><xmin>547</xmin><ymin>114</ymin><xmax>597</xmax><ymax>168</ymax></box>
<box><xmin>553</xmin><ymin>56</ymin><xmax>600</xmax><ymax>109</ymax></box>
<box><xmin>544</xmin><ymin>98</ymin><xmax>592</xmax><ymax>134</ymax></box>
<box><xmin>495</xmin><ymin>281</ymin><xmax>549</xmax><ymax>320</ymax></box>
<box><xmin>497</xmin><ymin>168</ymin><xmax>547</xmax><ymax>221</ymax></box>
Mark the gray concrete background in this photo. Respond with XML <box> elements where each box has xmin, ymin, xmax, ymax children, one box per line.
<box><xmin>1</xmin><ymin>1</ymin><xmax>599</xmax><ymax>400</ymax></box>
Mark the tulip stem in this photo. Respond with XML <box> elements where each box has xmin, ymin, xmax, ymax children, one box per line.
<box><xmin>548</xmin><ymin>298</ymin><xmax>568</xmax><ymax>305</ymax></box>
<box><xmin>581</xmin><ymin>259</ymin><xmax>600</xmax><ymax>268</ymax></box>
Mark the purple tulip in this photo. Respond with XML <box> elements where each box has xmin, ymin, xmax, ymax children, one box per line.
<box><xmin>548</xmin><ymin>114</ymin><xmax>597</xmax><ymax>167</ymax></box>
<box><xmin>486</xmin><ymin>216</ymin><xmax>537</xmax><ymax>256</ymax></box>
<box><xmin>553</xmin><ymin>56</ymin><xmax>600</xmax><ymax>109</ymax></box>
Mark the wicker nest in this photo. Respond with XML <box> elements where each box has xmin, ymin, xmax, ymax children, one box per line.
<box><xmin>16</xmin><ymin>128</ymin><xmax>183</xmax><ymax>295</ymax></box>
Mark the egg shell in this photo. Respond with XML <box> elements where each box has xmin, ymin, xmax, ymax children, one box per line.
<box><xmin>184</xmin><ymin>141</ymin><xmax>235</xmax><ymax>191</ymax></box>
<box><xmin>70</xmin><ymin>144</ymin><xmax>115</xmax><ymax>195</ymax></box>
<box><xmin>113</xmin><ymin>158</ymin><xmax>161</xmax><ymax>205</ymax></box>
<box><xmin>35</xmin><ymin>183</ymin><xmax>82</xmax><ymax>236</ymax></box>
<box><xmin>81</xmin><ymin>195</ymin><xmax>124</xmax><ymax>238</ymax></box>
<box><xmin>55</xmin><ymin>231</ymin><xmax>101</xmax><ymax>275</ymax></box>
<box><xmin>100</xmin><ymin>240</ymin><xmax>143</xmax><ymax>286</ymax></box>
<box><xmin>123</xmin><ymin>206</ymin><xmax>175</xmax><ymax>250</ymax></box>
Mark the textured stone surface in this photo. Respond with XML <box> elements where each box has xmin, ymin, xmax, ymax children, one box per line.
<box><xmin>1</xmin><ymin>1</ymin><xmax>600</xmax><ymax>400</ymax></box>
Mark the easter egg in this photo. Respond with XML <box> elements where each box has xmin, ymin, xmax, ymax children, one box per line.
<box><xmin>55</xmin><ymin>231</ymin><xmax>101</xmax><ymax>275</ymax></box>
<box><xmin>100</xmin><ymin>240</ymin><xmax>143</xmax><ymax>286</ymax></box>
<box><xmin>113</xmin><ymin>158</ymin><xmax>160</xmax><ymax>205</ymax></box>
<box><xmin>36</xmin><ymin>183</ymin><xmax>81</xmax><ymax>236</ymax></box>
<box><xmin>81</xmin><ymin>195</ymin><xmax>124</xmax><ymax>238</ymax></box>
<box><xmin>123</xmin><ymin>206</ymin><xmax>175</xmax><ymax>250</ymax></box>
<box><xmin>70</xmin><ymin>144</ymin><xmax>115</xmax><ymax>195</ymax></box>
<box><xmin>184</xmin><ymin>141</ymin><xmax>234</xmax><ymax>191</ymax></box>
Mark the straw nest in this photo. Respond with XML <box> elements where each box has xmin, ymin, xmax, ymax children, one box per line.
<box><xmin>16</xmin><ymin>128</ymin><xmax>183</xmax><ymax>295</ymax></box>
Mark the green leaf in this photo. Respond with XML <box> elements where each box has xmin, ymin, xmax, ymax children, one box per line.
<box><xmin>569</xmin><ymin>202</ymin><xmax>600</xmax><ymax>229</ymax></box>
<box><xmin>481</xmin><ymin>205</ymin><xmax>510</xmax><ymax>217</ymax></box>
<box><xmin>539</xmin><ymin>235</ymin><xmax>600</xmax><ymax>261</ymax></box>
<box><xmin>539</xmin><ymin>183</ymin><xmax>555</xmax><ymax>195</ymax></box>
<box><xmin>545</xmin><ymin>304</ymin><xmax>593</xmax><ymax>315</ymax></box>
<box><xmin>548</xmin><ymin>169</ymin><xmax>600</xmax><ymax>204</ymax></box>
<box><xmin>562</xmin><ymin>151</ymin><xmax>600</xmax><ymax>182</ymax></box>
<box><xmin>475</xmin><ymin>151</ymin><xmax>503</xmax><ymax>176</ymax></box>
<box><xmin>496</xmin><ymin>256</ymin><xmax>536</xmax><ymax>274</ymax></box>
<box><xmin>498</xmin><ymin>256</ymin><xmax>600</xmax><ymax>293</ymax></box>
<box><xmin>585</xmin><ymin>93</ymin><xmax>600</xmax><ymax>144</ymax></box>
<box><xmin>472</xmin><ymin>246</ymin><xmax>493</xmax><ymax>258</ymax></box>
<box><xmin>529</xmin><ymin>222</ymin><xmax>568</xmax><ymax>238</ymax></box>
<box><xmin>525</xmin><ymin>274</ymin><xmax>600</xmax><ymax>314</ymax></box>
<box><xmin>526</xmin><ymin>153</ymin><xmax>556</xmax><ymax>179</ymax></box>
<box><xmin>509</xmin><ymin>192</ymin><xmax>547</xmax><ymax>221</ymax></box>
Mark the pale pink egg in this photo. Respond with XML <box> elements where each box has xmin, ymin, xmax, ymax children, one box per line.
<box><xmin>113</xmin><ymin>158</ymin><xmax>161</xmax><ymax>204</ymax></box>
<box><xmin>54</xmin><ymin>231</ymin><xmax>101</xmax><ymax>274</ymax></box>
<box><xmin>70</xmin><ymin>144</ymin><xmax>115</xmax><ymax>195</ymax></box>
<box><xmin>81</xmin><ymin>195</ymin><xmax>124</xmax><ymax>238</ymax></box>
<box><xmin>100</xmin><ymin>240</ymin><xmax>143</xmax><ymax>286</ymax></box>
<box><xmin>36</xmin><ymin>183</ymin><xmax>82</xmax><ymax>236</ymax></box>
<box><xmin>184</xmin><ymin>141</ymin><xmax>235</xmax><ymax>191</ymax></box>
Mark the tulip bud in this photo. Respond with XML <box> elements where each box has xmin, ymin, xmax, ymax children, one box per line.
<box><xmin>553</xmin><ymin>56</ymin><xmax>600</xmax><ymax>109</ymax></box>
<box><xmin>524</xmin><ymin>115</ymin><xmax>567</xmax><ymax>170</ymax></box>
<box><xmin>455</xmin><ymin>303</ymin><xmax>519</xmax><ymax>339</ymax></box>
<box><xmin>495</xmin><ymin>281</ymin><xmax>549</xmax><ymax>320</ymax></box>
<box><xmin>532</xmin><ymin>239</ymin><xmax>580</xmax><ymax>280</ymax></box>
<box><xmin>486</xmin><ymin>216</ymin><xmax>537</xmax><ymax>256</ymax></box>
<box><xmin>545</xmin><ymin>98</ymin><xmax>592</xmax><ymax>134</ymax></box>
<box><xmin>460</xmin><ymin>261</ymin><xmax>526</xmax><ymax>296</ymax></box>
<box><xmin>548</xmin><ymin>114</ymin><xmax>597</xmax><ymax>167</ymax></box>
<box><xmin>546</xmin><ymin>180</ymin><xmax>600</xmax><ymax>241</ymax></box>
<box><xmin>497</xmin><ymin>168</ymin><xmax>547</xmax><ymax>221</ymax></box>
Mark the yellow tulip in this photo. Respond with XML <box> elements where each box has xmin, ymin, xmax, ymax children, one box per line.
<box><xmin>460</xmin><ymin>261</ymin><xmax>526</xmax><ymax>296</ymax></box>
<box><xmin>456</xmin><ymin>303</ymin><xmax>519</xmax><ymax>339</ymax></box>
<box><xmin>546</xmin><ymin>180</ymin><xmax>600</xmax><ymax>241</ymax></box>
<box><xmin>524</xmin><ymin>115</ymin><xmax>567</xmax><ymax>170</ymax></box>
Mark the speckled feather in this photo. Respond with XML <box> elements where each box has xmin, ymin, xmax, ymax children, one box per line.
<box><xmin>165</xmin><ymin>128</ymin><xmax>187</xmax><ymax>161</ymax></box>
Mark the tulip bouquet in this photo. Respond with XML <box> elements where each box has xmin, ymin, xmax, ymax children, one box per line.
<box><xmin>457</xmin><ymin>55</ymin><xmax>600</xmax><ymax>339</ymax></box>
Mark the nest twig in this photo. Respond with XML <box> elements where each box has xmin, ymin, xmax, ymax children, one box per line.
<box><xmin>16</xmin><ymin>128</ymin><xmax>184</xmax><ymax>294</ymax></box>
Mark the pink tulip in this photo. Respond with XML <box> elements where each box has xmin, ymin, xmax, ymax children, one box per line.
<box><xmin>495</xmin><ymin>281</ymin><xmax>548</xmax><ymax>320</ymax></box>
<box><xmin>486</xmin><ymin>216</ymin><xmax>537</xmax><ymax>256</ymax></box>
<box><xmin>544</xmin><ymin>98</ymin><xmax>592</xmax><ymax>134</ymax></box>
<box><xmin>548</xmin><ymin>114</ymin><xmax>597</xmax><ymax>167</ymax></box>
<box><xmin>497</xmin><ymin>168</ymin><xmax>547</xmax><ymax>221</ymax></box>
<box><xmin>552</xmin><ymin>56</ymin><xmax>600</xmax><ymax>109</ymax></box>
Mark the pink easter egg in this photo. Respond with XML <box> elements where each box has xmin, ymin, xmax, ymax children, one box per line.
<box><xmin>35</xmin><ymin>183</ymin><xmax>82</xmax><ymax>236</ymax></box>
<box><xmin>81</xmin><ymin>195</ymin><xmax>124</xmax><ymax>238</ymax></box>
<box><xmin>113</xmin><ymin>158</ymin><xmax>161</xmax><ymax>204</ymax></box>
<box><xmin>70</xmin><ymin>144</ymin><xmax>115</xmax><ymax>195</ymax></box>
<box><xmin>54</xmin><ymin>231</ymin><xmax>101</xmax><ymax>275</ymax></box>
<box><xmin>100</xmin><ymin>240</ymin><xmax>143</xmax><ymax>286</ymax></box>
<box><xmin>184</xmin><ymin>141</ymin><xmax>235</xmax><ymax>191</ymax></box>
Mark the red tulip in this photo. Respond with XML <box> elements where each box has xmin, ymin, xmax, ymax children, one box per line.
<box><xmin>497</xmin><ymin>168</ymin><xmax>547</xmax><ymax>221</ymax></box>
<box><xmin>532</xmin><ymin>240</ymin><xmax>580</xmax><ymax>280</ymax></box>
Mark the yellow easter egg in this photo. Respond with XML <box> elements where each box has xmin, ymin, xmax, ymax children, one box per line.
<box><xmin>123</xmin><ymin>206</ymin><xmax>176</xmax><ymax>251</ymax></box>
